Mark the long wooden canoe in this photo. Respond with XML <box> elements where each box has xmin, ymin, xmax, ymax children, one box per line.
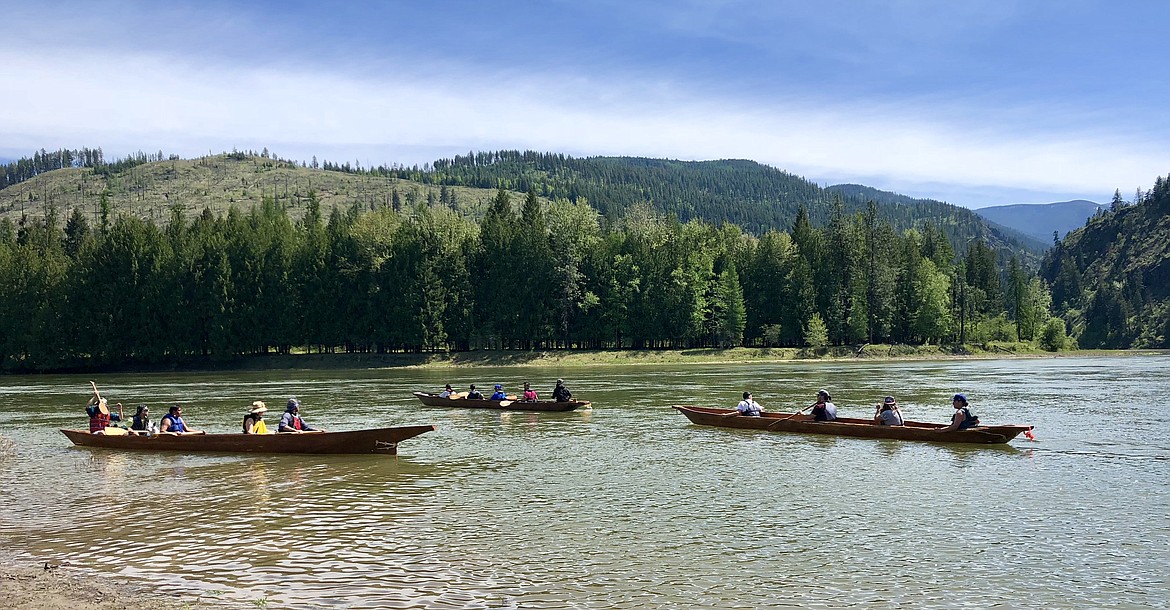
<box><xmin>61</xmin><ymin>425</ymin><xmax>436</xmax><ymax>455</ymax></box>
<box><xmin>412</xmin><ymin>391</ymin><xmax>591</xmax><ymax>412</ymax></box>
<box><xmin>672</xmin><ymin>405</ymin><xmax>1033</xmax><ymax>445</ymax></box>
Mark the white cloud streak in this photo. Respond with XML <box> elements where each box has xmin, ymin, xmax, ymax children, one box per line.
<box><xmin>2</xmin><ymin>48</ymin><xmax>1164</xmax><ymax>206</ymax></box>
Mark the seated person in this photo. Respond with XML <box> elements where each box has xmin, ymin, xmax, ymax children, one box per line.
<box><xmin>489</xmin><ymin>384</ymin><xmax>507</xmax><ymax>401</ymax></box>
<box><xmin>874</xmin><ymin>396</ymin><xmax>904</xmax><ymax>426</ymax></box>
<box><xmin>85</xmin><ymin>394</ymin><xmax>122</xmax><ymax>434</ymax></box>
<box><xmin>810</xmin><ymin>390</ymin><xmax>838</xmax><ymax>421</ymax></box>
<box><xmin>938</xmin><ymin>394</ymin><xmax>981</xmax><ymax>432</ymax></box>
<box><xmin>439</xmin><ymin>384</ymin><xmax>454</xmax><ymax>398</ymax></box>
<box><xmin>552</xmin><ymin>379</ymin><xmax>572</xmax><ymax>402</ymax></box>
<box><xmin>522</xmin><ymin>382</ymin><xmax>537</xmax><ymax>401</ymax></box>
<box><xmin>160</xmin><ymin>405</ymin><xmax>202</xmax><ymax>435</ymax></box>
<box><xmin>727</xmin><ymin>391</ymin><xmax>763</xmax><ymax>416</ymax></box>
<box><xmin>279</xmin><ymin>398</ymin><xmax>322</xmax><ymax>433</ymax></box>
<box><xmin>129</xmin><ymin>404</ymin><xmax>153</xmax><ymax>434</ymax></box>
<box><xmin>467</xmin><ymin>384</ymin><xmax>484</xmax><ymax>400</ymax></box>
<box><xmin>243</xmin><ymin>401</ymin><xmax>269</xmax><ymax>434</ymax></box>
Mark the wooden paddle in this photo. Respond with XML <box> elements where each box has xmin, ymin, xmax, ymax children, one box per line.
<box><xmin>90</xmin><ymin>381</ymin><xmax>109</xmax><ymax>415</ymax></box>
<box><xmin>769</xmin><ymin>403</ymin><xmax>816</xmax><ymax>428</ymax></box>
<box><xmin>453</xmin><ymin>392</ymin><xmax>469</xmax><ymax>399</ymax></box>
<box><xmin>498</xmin><ymin>400</ymin><xmax>513</xmax><ymax>407</ymax></box>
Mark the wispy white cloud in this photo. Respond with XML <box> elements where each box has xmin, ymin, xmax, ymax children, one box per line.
<box><xmin>2</xmin><ymin>3</ymin><xmax>1166</xmax><ymax>208</ymax></box>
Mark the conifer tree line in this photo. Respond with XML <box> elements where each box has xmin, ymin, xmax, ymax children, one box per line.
<box><xmin>0</xmin><ymin>184</ymin><xmax>1061</xmax><ymax>371</ymax></box>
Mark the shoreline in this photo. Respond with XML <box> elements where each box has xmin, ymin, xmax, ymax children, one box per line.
<box><xmin>2</xmin><ymin>346</ymin><xmax>1164</xmax><ymax>375</ymax></box>
<box><xmin>0</xmin><ymin>560</ymin><xmax>217</xmax><ymax>610</ymax></box>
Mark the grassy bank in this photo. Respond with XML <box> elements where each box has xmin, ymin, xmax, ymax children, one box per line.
<box><xmin>137</xmin><ymin>343</ymin><xmax>1162</xmax><ymax>372</ymax></box>
<box><xmin>5</xmin><ymin>344</ymin><xmax>1160</xmax><ymax>375</ymax></box>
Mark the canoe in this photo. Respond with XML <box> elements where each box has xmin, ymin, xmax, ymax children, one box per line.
<box><xmin>672</xmin><ymin>406</ymin><xmax>1033</xmax><ymax>445</ymax></box>
<box><xmin>412</xmin><ymin>391</ymin><xmax>591</xmax><ymax>412</ymax></box>
<box><xmin>61</xmin><ymin>425</ymin><xmax>436</xmax><ymax>455</ymax></box>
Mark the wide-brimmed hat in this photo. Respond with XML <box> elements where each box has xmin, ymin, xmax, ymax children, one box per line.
<box><xmin>287</xmin><ymin>398</ymin><xmax>300</xmax><ymax>411</ymax></box>
<box><xmin>883</xmin><ymin>396</ymin><xmax>897</xmax><ymax>405</ymax></box>
<box><xmin>249</xmin><ymin>401</ymin><xmax>268</xmax><ymax>415</ymax></box>
<box><xmin>952</xmin><ymin>393</ymin><xmax>968</xmax><ymax>405</ymax></box>
<box><xmin>817</xmin><ymin>389</ymin><xmax>831</xmax><ymax>400</ymax></box>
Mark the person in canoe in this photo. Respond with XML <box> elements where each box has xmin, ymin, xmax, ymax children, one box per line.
<box><xmin>552</xmin><ymin>379</ymin><xmax>572</xmax><ymax>402</ymax></box>
<box><xmin>85</xmin><ymin>393</ymin><xmax>122</xmax><ymax>434</ymax></box>
<box><xmin>874</xmin><ymin>396</ymin><xmax>904</xmax><ymax>426</ymax></box>
<box><xmin>279</xmin><ymin>398</ymin><xmax>323</xmax><ymax>433</ymax></box>
<box><xmin>160</xmin><ymin>405</ymin><xmax>203</xmax><ymax>435</ymax></box>
<box><xmin>439</xmin><ymin>384</ymin><xmax>455</xmax><ymax>398</ymax></box>
<box><xmin>129</xmin><ymin>404</ymin><xmax>154</xmax><ymax>435</ymax></box>
<box><xmin>810</xmin><ymin>390</ymin><xmax>838</xmax><ymax>421</ymax></box>
<box><xmin>522</xmin><ymin>382</ymin><xmax>538</xmax><ymax>401</ymax></box>
<box><xmin>726</xmin><ymin>391</ymin><xmax>763</xmax><ymax>416</ymax></box>
<box><xmin>467</xmin><ymin>384</ymin><xmax>484</xmax><ymax>400</ymax></box>
<box><xmin>490</xmin><ymin>384</ymin><xmax>508</xmax><ymax>401</ymax></box>
<box><xmin>937</xmin><ymin>394</ymin><xmax>980</xmax><ymax>432</ymax></box>
<box><xmin>243</xmin><ymin>401</ymin><xmax>270</xmax><ymax>434</ymax></box>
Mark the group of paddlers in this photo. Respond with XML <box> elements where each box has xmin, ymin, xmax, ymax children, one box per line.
<box><xmin>728</xmin><ymin>390</ymin><xmax>982</xmax><ymax>432</ymax></box>
<box><xmin>84</xmin><ymin>383</ymin><xmax>321</xmax><ymax>436</ymax></box>
<box><xmin>437</xmin><ymin>379</ymin><xmax>573</xmax><ymax>402</ymax></box>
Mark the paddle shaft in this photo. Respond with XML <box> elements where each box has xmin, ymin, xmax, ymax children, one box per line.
<box><xmin>770</xmin><ymin>402</ymin><xmax>817</xmax><ymax>427</ymax></box>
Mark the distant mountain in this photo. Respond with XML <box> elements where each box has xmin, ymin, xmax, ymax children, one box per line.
<box><xmin>975</xmin><ymin>200</ymin><xmax>1104</xmax><ymax>243</ymax></box>
<box><xmin>412</xmin><ymin>155</ymin><xmax>1048</xmax><ymax>258</ymax></box>
<box><xmin>825</xmin><ymin>183</ymin><xmax>1049</xmax><ymax>253</ymax></box>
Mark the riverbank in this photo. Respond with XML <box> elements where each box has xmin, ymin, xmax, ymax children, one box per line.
<box><xmin>4</xmin><ymin>345</ymin><xmax>1163</xmax><ymax>374</ymax></box>
<box><xmin>0</xmin><ymin>561</ymin><xmax>216</xmax><ymax>610</ymax></box>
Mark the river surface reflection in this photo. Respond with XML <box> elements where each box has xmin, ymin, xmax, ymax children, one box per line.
<box><xmin>1</xmin><ymin>356</ymin><xmax>1168</xmax><ymax>609</ymax></box>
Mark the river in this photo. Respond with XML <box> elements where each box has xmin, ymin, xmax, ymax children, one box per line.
<box><xmin>1</xmin><ymin>355</ymin><xmax>1167</xmax><ymax>609</ymax></box>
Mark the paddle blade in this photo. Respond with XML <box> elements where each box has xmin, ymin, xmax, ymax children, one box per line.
<box><xmin>498</xmin><ymin>400</ymin><xmax>513</xmax><ymax>407</ymax></box>
<box><xmin>1024</xmin><ymin>429</ymin><xmax>1036</xmax><ymax>441</ymax></box>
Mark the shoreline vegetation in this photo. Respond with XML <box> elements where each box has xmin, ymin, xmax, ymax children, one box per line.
<box><xmin>5</xmin><ymin>345</ymin><xmax>1161</xmax><ymax>375</ymax></box>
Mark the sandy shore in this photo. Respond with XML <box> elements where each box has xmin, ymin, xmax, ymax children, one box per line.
<box><xmin>0</xmin><ymin>561</ymin><xmax>215</xmax><ymax>610</ymax></box>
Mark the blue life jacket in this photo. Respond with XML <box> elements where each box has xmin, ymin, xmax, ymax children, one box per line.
<box><xmin>957</xmin><ymin>407</ymin><xmax>980</xmax><ymax>429</ymax></box>
<box><xmin>164</xmin><ymin>415</ymin><xmax>187</xmax><ymax>433</ymax></box>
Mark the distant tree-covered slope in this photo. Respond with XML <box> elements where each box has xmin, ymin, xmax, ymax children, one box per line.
<box><xmin>393</xmin><ymin>152</ymin><xmax>1046</xmax><ymax>259</ymax></box>
<box><xmin>3</xmin><ymin>148</ymin><xmax>1045</xmax><ymax>265</ymax></box>
<box><xmin>1040</xmin><ymin>174</ymin><xmax>1170</xmax><ymax>348</ymax></box>
<box><xmin>826</xmin><ymin>183</ymin><xmax>1048</xmax><ymax>254</ymax></box>
<box><xmin>976</xmin><ymin>200</ymin><xmax>1104</xmax><ymax>242</ymax></box>
<box><xmin>0</xmin><ymin>151</ymin><xmax>505</xmax><ymax>226</ymax></box>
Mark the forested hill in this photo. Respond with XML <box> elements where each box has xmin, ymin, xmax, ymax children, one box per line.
<box><xmin>396</xmin><ymin>151</ymin><xmax>1045</xmax><ymax>256</ymax></box>
<box><xmin>3</xmin><ymin>148</ymin><xmax>1041</xmax><ymax>261</ymax></box>
<box><xmin>825</xmin><ymin>183</ymin><xmax>1047</xmax><ymax>252</ymax></box>
<box><xmin>1040</xmin><ymin>173</ymin><xmax>1170</xmax><ymax>348</ymax></box>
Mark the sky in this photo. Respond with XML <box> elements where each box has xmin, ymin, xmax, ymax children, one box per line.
<box><xmin>2</xmin><ymin>1</ymin><xmax>1167</xmax><ymax>208</ymax></box>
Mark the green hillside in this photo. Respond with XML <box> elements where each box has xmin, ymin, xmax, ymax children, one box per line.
<box><xmin>3</xmin><ymin>149</ymin><xmax>1042</xmax><ymax>266</ymax></box>
<box><xmin>1040</xmin><ymin>173</ymin><xmax>1170</xmax><ymax>348</ymax></box>
<box><xmin>0</xmin><ymin>152</ymin><xmax>505</xmax><ymax>225</ymax></box>
<box><xmin>396</xmin><ymin>151</ymin><xmax>1043</xmax><ymax>258</ymax></box>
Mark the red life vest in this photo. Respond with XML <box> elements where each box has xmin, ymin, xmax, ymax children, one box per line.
<box><xmin>89</xmin><ymin>412</ymin><xmax>111</xmax><ymax>433</ymax></box>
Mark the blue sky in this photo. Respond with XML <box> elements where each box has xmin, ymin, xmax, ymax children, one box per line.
<box><xmin>2</xmin><ymin>1</ymin><xmax>1167</xmax><ymax>208</ymax></box>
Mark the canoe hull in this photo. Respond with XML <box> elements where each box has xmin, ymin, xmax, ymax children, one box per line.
<box><xmin>61</xmin><ymin>425</ymin><xmax>436</xmax><ymax>456</ymax></box>
<box><xmin>412</xmin><ymin>392</ymin><xmax>590</xmax><ymax>412</ymax></box>
<box><xmin>672</xmin><ymin>406</ymin><xmax>1032</xmax><ymax>444</ymax></box>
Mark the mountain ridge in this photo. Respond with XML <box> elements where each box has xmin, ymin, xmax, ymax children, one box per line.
<box><xmin>975</xmin><ymin>200</ymin><xmax>1104</xmax><ymax>243</ymax></box>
